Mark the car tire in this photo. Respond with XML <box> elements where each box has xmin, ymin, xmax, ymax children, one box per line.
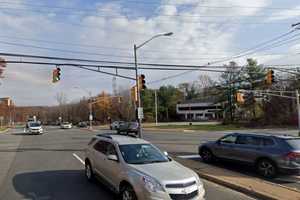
<box><xmin>85</xmin><ymin>161</ymin><xmax>95</xmax><ymax>182</ymax></box>
<box><xmin>120</xmin><ymin>184</ymin><xmax>137</xmax><ymax>200</ymax></box>
<box><xmin>256</xmin><ymin>158</ymin><xmax>277</xmax><ymax>179</ymax></box>
<box><xmin>200</xmin><ymin>148</ymin><xmax>214</xmax><ymax>163</ymax></box>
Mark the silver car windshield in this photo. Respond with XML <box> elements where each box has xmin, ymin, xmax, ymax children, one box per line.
<box><xmin>119</xmin><ymin>144</ymin><xmax>169</xmax><ymax>165</ymax></box>
<box><xmin>29</xmin><ymin>123</ymin><xmax>41</xmax><ymax>127</ymax></box>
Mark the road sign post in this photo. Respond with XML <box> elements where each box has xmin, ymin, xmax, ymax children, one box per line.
<box><xmin>0</xmin><ymin>116</ymin><xmax>3</xmax><ymax>129</ymax></box>
<box><xmin>138</xmin><ymin>107</ymin><xmax>144</xmax><ymax>120</ymax></box>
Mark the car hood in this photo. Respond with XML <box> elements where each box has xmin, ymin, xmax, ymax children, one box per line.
<box><xmin>129</xmin><ymin>160</ymin><xmax>195</xmax><ymax>182</ymax></box>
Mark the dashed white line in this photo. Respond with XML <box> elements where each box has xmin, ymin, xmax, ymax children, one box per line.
<box><xmin>177</xmin><ymin>154</ymin><xmax>201</xmax><ymax>159</ymax></box>
<box><xmin>73</xmin><ymin>153</ymin><xmax>85</xmax><ymax>165</ymax></box>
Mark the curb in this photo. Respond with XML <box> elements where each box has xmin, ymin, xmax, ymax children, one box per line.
<box><xmin>173</xmin><ymin>156</ymin><xmax>300</xmax><ymax>200</ymax></box>
<box><xmin>0</xmin><ymin>128</ymin><xmax>9</xmax><ymax>134</ymax></box>
<box><xmin>196</xmin><ymin>170</ymin><xmax>277</xmax><ymax>200</ymax></box>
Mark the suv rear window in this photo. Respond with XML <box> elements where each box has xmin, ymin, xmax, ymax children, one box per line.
<box><xmin>88</xmin><ymin>138</ymin><xmax>97</xmax><ymax>146</ymax></box>
<box><xmin>93</xmin><ymin>141</ymin><xmax>108</xmax><ymax>154</ymax></box>
<box><xmin>285</xmin><ymin>138</ymin><xmax>300</xmax><ymax>149</ymax></box>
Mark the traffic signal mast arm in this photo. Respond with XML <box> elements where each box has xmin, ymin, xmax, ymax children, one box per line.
<box><xmin>237</xmin><ymin>89</ymin><xmax>296</xmax><ymax>99</ymax></box>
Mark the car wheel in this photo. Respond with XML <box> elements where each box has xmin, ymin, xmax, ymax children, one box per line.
<box><xmin>85</xmin><ymin>161</ymin><xmax>95</xmax><ymax>182</ymax></box>
<box><xmin>256</xmin><ymin>159</ymin><xmax>277</xmax><ymax>178</ymax></box>
<box><xmin>121</xmin><ymin>185</ymin><xmax>137</xmax><ymax>200</ymax></box>
<box><xmin>200</xmin><ymin>148</ymin><xmax>214</xmax><ymax>163</ymax></box>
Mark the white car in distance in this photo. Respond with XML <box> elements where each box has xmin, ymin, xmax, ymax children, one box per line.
<box><xmin>27</xmin><ymin>122</ymin><xmax>43</xmax><ymax>134</ymax></box>
<box><xmin>60</xmin><ymin>122</ymin><xmax>72</xmax><ymax>129</ymax></box>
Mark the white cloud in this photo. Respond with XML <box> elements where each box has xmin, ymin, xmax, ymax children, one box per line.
<box><xmin>0</xmin><ymin>0</ymin><xmax>275</xmax><ymax>106</ymax></box>
<box><xmin>266</xmin><ymin>5</ymin><xmax>300</xmax><ymax>21</ymax></box>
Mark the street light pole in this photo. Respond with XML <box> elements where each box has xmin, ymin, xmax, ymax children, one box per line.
<box><xmin>134</xmin><ymin>32</ymin><xmax>173</xmax><ymax>138</ymax></box>
<box><xmin>74</xmin><ymin>87</ymin><xmax>93</xmax><ymax>129</ymax></box>
<box><xmin>155</xmin><ymin>89</ymin><xmax>158</xmax><ymax>126</ymax></box>
<box><xmin>296</xmin><ymin>90</ymin><xmax>300</xmax><ymax>136</ymax></box>
<box><xmin>88</xmin><ymin>91</ymin><xmax>93</xmax><ymax>130</ymax></box>
<box><xmin>134</xmin><ymin>44</ymin><xmax>142</xmax><ymax>138</ymax></box>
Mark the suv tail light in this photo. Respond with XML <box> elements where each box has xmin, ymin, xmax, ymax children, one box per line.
<box><xmin>285</xmin><ymin>152</ymin><xmax>300</xmax><ymax>159</ymax></box>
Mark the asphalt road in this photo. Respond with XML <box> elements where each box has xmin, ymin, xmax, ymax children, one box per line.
<box><xmin>0</xmin><ymin>127</ymin><xmax>255</xmax><ymax>200</ymax></box>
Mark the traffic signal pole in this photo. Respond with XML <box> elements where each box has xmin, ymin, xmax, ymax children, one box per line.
<box><xmin>134</xmin><ymin>44</ymin><xmax>142</xmax><ymax>138</ymax></box>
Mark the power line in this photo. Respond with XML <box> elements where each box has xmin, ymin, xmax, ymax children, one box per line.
<box><xmin>3</xmin><ymin>52</ymin><xmax>300</xmax><ymax>71</ymax></box>
<box><xmin>3</xmin><ymin>38</ymin><xmax>300</xmax><ymax>63</ymax></box>
<box><xmin>0</xmin><ymin>41</ymin><xmax>133</xmax><ymax>59</ymax></box>
<box><xmin>209</xmin><ymin>30</ymin><xmax>298</xmax><ymax>65</ymax></box>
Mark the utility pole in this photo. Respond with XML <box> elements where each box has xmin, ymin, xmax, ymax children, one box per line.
<box><xmin>155</xmin><ymin>90</ymin><xmax>158</xmax><ymax>126</ymax></box>
<box><xmin>296</xmin><ymin>90</ymin><xmax>300</xmax><ymax>135</ymax></box>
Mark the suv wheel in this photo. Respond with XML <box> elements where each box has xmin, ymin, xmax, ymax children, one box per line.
<box><xmin>85</xmin><ymin>162</ymin><xmax>94</xmax><ymax>182</ymax></box>
<box><xmin>256</xmin><ymin>159</ymin><xmax>277</xmax><ymax>178</ymax></box>
<box><xmin>121</xmin><ymin>185</ymin><xmax>137</xmax><ymax>200</ymax></box>
<box><xmin>200</xmin><ymin>148</ymin><xmax>214</xmax><ymax>163</ymax></box>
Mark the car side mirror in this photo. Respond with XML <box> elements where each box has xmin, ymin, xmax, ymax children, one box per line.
<box><xmin>107</xmin><ymin>154</ymin><xmax>118</xmax><ymax>162</ymax></box>
<box><xmin>164</xmin><ymin>151</ymin><xmax>168</xmax><ymax>157</ymax></box>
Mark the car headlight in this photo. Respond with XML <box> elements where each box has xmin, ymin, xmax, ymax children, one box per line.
<box><xmin>195</xmin><ymin>174</ymin><xmax>203</xmax><ymax>187</ymax></box>
<box><xmin>142</xmin><ymin>176</ymin><xmax>165</xmax><ymax>193</ymax></box>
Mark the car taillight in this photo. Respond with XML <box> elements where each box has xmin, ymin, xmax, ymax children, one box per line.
<box><xmin>285</xmin><ymin>152</ymin><xmax>300</xmax><ymax>159</ymax></box>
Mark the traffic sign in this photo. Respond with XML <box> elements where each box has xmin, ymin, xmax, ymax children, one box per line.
<box><xmin>89</xmin><ymin>114</ymin><xmax>93</xmax><ymax>121</ymax></box>
<box><xmin>138</xmin><ymin>107</ymin><xmax>144</xmax><ymax>119</ymax></box>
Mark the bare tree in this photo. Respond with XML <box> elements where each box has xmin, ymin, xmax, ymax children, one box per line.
<box><xmin>55</xmin><ymin>92</ymin><xmax>68</xmax><ymax>106</ymax></box>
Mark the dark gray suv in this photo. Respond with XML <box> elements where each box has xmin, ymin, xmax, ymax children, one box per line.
<box><xmin>199</xmin><ymin>133</ymin><xmax>300</xmax><ymax>178</ymax></box>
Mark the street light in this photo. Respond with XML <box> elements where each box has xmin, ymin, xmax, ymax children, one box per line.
<box><xmin>74</xmin><ymin>86</ymin><xmax>93</xmax><ymax>129</ymax></box>
<box><xmin>134</xmin><ymin>32</ymin><xmax>173</xmax><ymax>138</ymax></box>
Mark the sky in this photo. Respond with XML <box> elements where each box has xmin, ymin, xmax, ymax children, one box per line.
<box><xmin>1</xmin><ymin>0</ymin><xmax>300</xmax><ymax>106</ymax></box>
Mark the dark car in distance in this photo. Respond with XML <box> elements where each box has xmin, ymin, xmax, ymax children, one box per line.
<box><xmin>77</xmin><ymin>122</ymin><xmax>88</xmax><ymax>128</ymax></box>
<box><xmin>117</xmin><ymin>121</ymin><xmax>139</xmax><ymax>135</ymax></box>
<box><xmin>199</xmin><ymin>133</ymin><xmax>300</xmax><ymax>178</ymax></box>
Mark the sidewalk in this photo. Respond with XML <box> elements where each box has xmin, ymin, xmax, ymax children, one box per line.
<box><xmin>174</xmin><ymin>156</ymin><xmax>300</xmax><ymax>200</ymax></box>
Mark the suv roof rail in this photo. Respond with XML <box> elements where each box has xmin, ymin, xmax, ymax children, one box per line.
<box><xmin>96</xmin><ymin>132</ymin><xmax>138</xmax><ymax>139</ymax></box>
<box><xmin>96</xmin><ymin>134</ymin><xmax>113</xmax><ymax>139</ymax></box>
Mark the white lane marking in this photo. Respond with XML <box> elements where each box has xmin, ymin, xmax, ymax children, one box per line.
<box><xmin>73</xmin><ymin>153</ymin><xmax>85</xmax><ymax>165</ymax></box>
<box><xmin>183</xmin><ymin>130</ymin><xmax>195</xmax><ymax>133</ymax></box>
<box><xmin>177</xmin><ymin>154</ymin><xmax>201</xmax><ymax>159</ymax></box>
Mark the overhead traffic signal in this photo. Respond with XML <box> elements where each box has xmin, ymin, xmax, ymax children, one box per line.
<box><xmin>131</xmin><ymin>86</ymin><xmax>138</xmax><ymax>102</ymax></box>
<box><xmin>0</xmin><ymin>57</ymin><xmax>7</xmax><ymax>78</ymax></box>
<box><xmin>236</xmin><ymin>92</ymin><xmax>245</xmax><ymax>104</ymax></box>
<box><xmin>266</xmin><ymin>70</ymin><xmax>275</xmax><ymax>85</ymax></box>
<box><xmin>52</xmin><ymin>67</ymin><xmax>61</xmax><ymax>83</ymax></box>
<box><xmin>138</xmin><ymin>74</ymin><xmax>146</xmax><ymax>90</ymax></box>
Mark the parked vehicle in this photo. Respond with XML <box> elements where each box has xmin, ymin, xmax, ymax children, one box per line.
<box><xmin>78</xmin><ymin>122</ymin><xmax>88</xmax><ymax>128</ymax></box>
<box><xmin>60</xmin><ymin>122</ymin><xmax>72</xmax><ymax>129</ymax></box>
<box><xmin>117</xmin><ymin>122</ymin><xmax>139</xmax><ymax>134</ymax></box>
<box><xmin>27</xmin><ymin>122</ymin><xmax>43</xmax><ymax>134</ymax></box>
<box><xmin>85</xmin><ymin>133</ymin><xmax>205</xmax><ymax>200</ymax></box>
<box><xmin>199</xmin><ymin>133</ymin><xmax>300</xmax><ymax>178</ymax></box>
<box><xmin>110</xmin><ymin>121</ymin><xmax>124</xmax><ymax>130</ymax></box>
